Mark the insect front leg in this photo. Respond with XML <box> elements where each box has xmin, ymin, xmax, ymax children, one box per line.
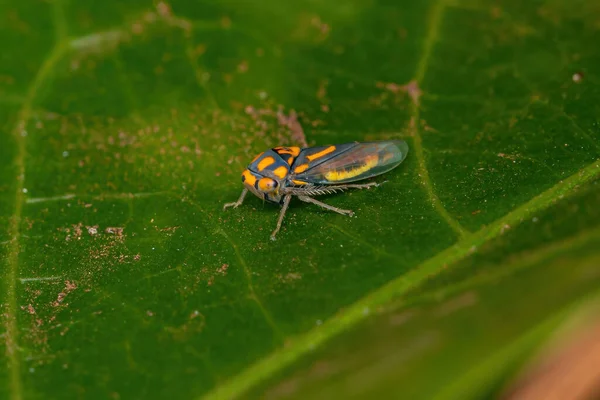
<box><xmin>223</xmin><ymin>188</ymin><xmax>248</xmax><ymax>210</ymax></box>
<box><xmin>271</xmin><ymin>194</ymin><xmax>292</xmax><ymax>241</ymax></box>
<box><xmin>298</xmin><ymin>195</ymin><xmax>354</xmax><ymax>217</ymax></box>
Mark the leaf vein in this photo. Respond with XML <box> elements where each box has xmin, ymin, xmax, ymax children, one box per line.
<box><xmin>217</xmin><ymin>228</ymin><xmax>285</xmax><ymax>343</ymax></box>
<box><xmin>406</xmin><ymin>0</ymin><xmax>470</xmax><ymax>239</ymax></box>
<box><xmin>326</xmin><ymin>223</ymin><xmax>400</xmax><ymax>261</ymax></box>
<box><xmin>3</xmin><ymin>39</ymin><xmax>68</xmax><ymax>400</ymax></box>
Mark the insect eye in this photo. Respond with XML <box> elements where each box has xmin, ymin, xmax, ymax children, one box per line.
<box><xmin>257</xmin><ymin>178</ymin><xmax>278</xmax><ymax>192</ymax></box>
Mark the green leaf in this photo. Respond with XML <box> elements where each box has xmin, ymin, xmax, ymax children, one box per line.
<box><xmin>1</xmin><ymin>0</ymin><xmax>599</xmax><ymax>399</ymax></box>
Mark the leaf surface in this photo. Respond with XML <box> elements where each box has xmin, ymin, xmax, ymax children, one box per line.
<box><xmin>1</xmin><ymin>0</ymin><xmax>599</xmax><ymax>399</ymax></box>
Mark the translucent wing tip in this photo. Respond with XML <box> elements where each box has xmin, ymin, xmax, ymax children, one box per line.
<box><xmin>391</xmin><ymin>139</ymin><xmax>409</xmax><ymax>162</ymax></box>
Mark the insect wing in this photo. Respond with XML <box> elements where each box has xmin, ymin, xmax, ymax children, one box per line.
<box><xmin>290</xmin><ymin>142</ymin><xmax>359</xmax><ymax>178</ymax></box>
<box><xmin>294</xmin><ymin>140</ymin><xmax>408</xmax><ymax>184</ymax></box>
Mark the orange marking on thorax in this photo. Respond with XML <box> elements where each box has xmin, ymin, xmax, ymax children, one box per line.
<box><xmin>306</xmin><ymin>145</ymin><xmax>336</xmax><ymax>161</ymax></box>
<box><xmin>257</xmin><ymin>156</ymin><xmax>275</xmax><ymax>171</ymax></box>
<box><xmin>324</xmin><ymin>155</ymin><xmax>379</xmax><ymax>181</ymax></box>
<box><xmin>292</xmin><ymin>179</ymin><xmax>308</xmax><ymax>185</ymax></box>
<box><xmin>242</xmin><ymin>169</ymin><xmax>257</xmax><ymax>186</ymax></box>
<box><xmin>294</xmin><ymin>163</ymin><xmax>309</xmax><ymax>173</ymax></box>
<box><xmin>273</xmin><ymin>166</ymin><xmax>288</xmax><ymax>179</ymax></box>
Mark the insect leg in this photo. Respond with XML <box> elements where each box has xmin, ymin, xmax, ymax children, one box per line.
<box><xmin>223</xmin><ymin>188</ymin><xmax>248</xmax><ymax>210</ymax></box>
<box><xmin>271</xmin><ymin>194</ymin><xmax>292</xmax><ymax>241</ymax></box>
<box><xmin>322</xmin><ymin>181</ymin><xmax>381</xmax><ymax>191</ymax></box>
<box><xmin>282</xmin><ymin>181</ymin><xmax>383</xmax><ymax>197</ymax></box>
<box><xmin>298</xmin><ymin>196</ymin><xmax>354</xmax><ymax>217</ymax></box>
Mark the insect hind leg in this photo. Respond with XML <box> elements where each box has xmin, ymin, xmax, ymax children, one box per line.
<box><xmin>298</xmin><ymin>196</ymin><xmax>354</xmax><ymax>217</ymax></box>
<box><xmin>283</xmin><ymin>181</ymin><xmax>382</xmax><ymax>197</ymax></box>
<box><xmin>325</xmin><ymin>181</ymin><xmax>382</xmax><ymax>191</ymax></box>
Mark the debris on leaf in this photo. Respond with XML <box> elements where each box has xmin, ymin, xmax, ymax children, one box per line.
<box><xmin>105</xmin><ymin>227</ymin><xmax>124</xmax><ymax>236</ymax></box>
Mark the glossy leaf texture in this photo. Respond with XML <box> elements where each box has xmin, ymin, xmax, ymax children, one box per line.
<box><xmin>1</xmin><ymin>0</ymin><xmax>600</xmax><ymax>399</ymax></box>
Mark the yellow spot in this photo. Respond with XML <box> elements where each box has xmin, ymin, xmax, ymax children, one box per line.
<box><xmin>273</xmin><ymin>166</ymin><xmax>288</xmax><ymax>179</ymax></box>
<box><xmin>274</xmin><ymin>146</ymin><xmax>300</xmax><ymax>157</ymax></box>
<box><xmin>285</xmin><ymin>155</ymin><xmax>295</xmax><ymax>165</ymax></box>
<box><xmin>258</xmin><ymin>177</ymin><xmax>276</xmax><ymax>192</ymax></box>
<box><xmin>242</xmin><ymin>169</ymin><xmax>256</xmax><ymax>186</ymax></box>
<box><xmin>306</xmin><ymin>145</ymin><xmax>336</xmax><ymax>161</ymax></box>
<box><xmin>292</xmin><ymin>180</ymin><xmax>307</xmax><ymax>185</ymax></box>
<box><xmin>294</xmin><ymin>163</ymin><xmax>309</xmax><ymax>174</ymax></box>
<box><xmin>251</xmin><ymin>152</ymin><xmax>264</xmax><ymax>162</ymax></box>
<box><xmin>324</xmin><ymin>156</ymin><xmax>378</xmax><ymax>181</ymax></box>
<box><xmin>257</xmin><ymin>156</ymin><xmax>275</xmax><ymax>171</ymax></box>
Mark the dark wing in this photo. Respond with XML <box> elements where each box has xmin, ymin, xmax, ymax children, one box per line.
<box><xmin>292</xmin><ymin>140</ymin><xmax>408</xmax><ymax>184</ymax></box>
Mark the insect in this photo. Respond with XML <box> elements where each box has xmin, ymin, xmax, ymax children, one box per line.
<box><xmin>223</xmin><ymin>139</ymin><xmax>409</xmax><ymax>240</ymax></box>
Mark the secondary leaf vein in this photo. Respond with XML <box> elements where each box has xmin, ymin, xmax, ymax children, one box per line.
<box><xmin>217</xmin><ymin>228</ymin><xmax>285</xmax><ymax>343</ymax></box>
<box><xmin>405</xmin><ymin>0</ymin><xmax>471</xmax><ymax>239</ymax></box>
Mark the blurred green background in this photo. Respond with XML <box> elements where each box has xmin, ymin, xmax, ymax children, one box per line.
<box><xmin>1</xmin><ymin>0</ymin><xmax>600</xmax><ymax>399</ymax></box>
